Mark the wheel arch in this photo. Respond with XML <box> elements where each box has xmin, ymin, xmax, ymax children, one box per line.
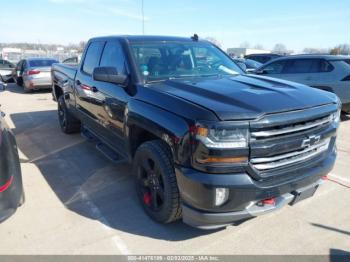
<box><xmin>53</xmin><ymin>84</ymin><xmax>63</xmax><ymax>101</ymax></box>
<box><xmin>126</xmin><ymin>100</ymin><xmax>192</xmax><ymax>166</ymax></box>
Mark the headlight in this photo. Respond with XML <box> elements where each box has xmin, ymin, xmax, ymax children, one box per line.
<box><xmin>195</xmin><ymin>123</ymin><xmax>249</xmax><ymax>149</ymax></box>
<box><xmin>331</xmin><ymin>107</ymin><xmax>341</xmax><ymax>126</ymax></box>
<box><xmin>192</xmin><ymin>122</ymin><xmax>249</xmax><ymax>169</ymax></box>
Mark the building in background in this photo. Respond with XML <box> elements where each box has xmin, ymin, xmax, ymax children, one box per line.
<box><xmin>1</xmin><ymin>48</ymin><xmax>22</xmax><ymax>63</ymax></box>
<box><xmin>227</xmin><ymin>48</ymin><xmax>271</xmax><ymax>58</ymax></box>
<box><xmin>0</xmin><ymin>46</ymin><xmax>81</xmax><ymax>64</ymax></box>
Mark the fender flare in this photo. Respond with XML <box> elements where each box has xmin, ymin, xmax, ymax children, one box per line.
<box><xmin>125</xmin><ymin>99</ymin><xmax>192</xmax><ymax>165</ymax></box>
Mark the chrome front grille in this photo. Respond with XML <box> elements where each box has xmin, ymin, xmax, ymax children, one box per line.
<box><xmin>251</xmin><ymin>114</ymin><xmax>332</xmax><ymax>139</ymax></box>
<box><xmin>249</xmin><ymin>104</ymin><xmax>337</xmax><ymax>173</ymax></box>
<box><xmin>251</xmin><ymin>138</ymin><xmax>330</xmax><ymax>170</ymax></box>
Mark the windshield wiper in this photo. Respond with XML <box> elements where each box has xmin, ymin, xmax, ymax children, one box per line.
<box><xmin>168</xmin><ymin>74</ymin><xmax>220</xmax><ymax>80</ymax></box>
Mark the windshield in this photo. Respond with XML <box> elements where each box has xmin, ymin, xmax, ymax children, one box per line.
<box><xmin>131</xmin><ymin>42</ymin><xmax>243</xmax><ymax>82</ymax></box>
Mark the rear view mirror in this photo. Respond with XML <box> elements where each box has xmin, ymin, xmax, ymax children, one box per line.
<box><xmin>93</xmin><ymin>66</ymin><xmax>128</xmax><ymax>86</ymax></box>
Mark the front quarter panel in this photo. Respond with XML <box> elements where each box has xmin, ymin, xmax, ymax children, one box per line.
<box><xmin>126</xmin><ymin>99</ymin><xmax>192</xmax><ymax>166</ymax></box>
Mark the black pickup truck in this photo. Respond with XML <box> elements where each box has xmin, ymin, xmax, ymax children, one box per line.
<box><xmin>52</xmin><ymin>35</ymin><xmax>341</xmax><ymax>229</ymax></box>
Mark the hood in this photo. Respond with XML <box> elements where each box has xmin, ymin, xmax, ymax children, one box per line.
<box><xmin>150</xmin><ymin>74</ymin><xmax>337</xmax><ymax>120</ymax></box>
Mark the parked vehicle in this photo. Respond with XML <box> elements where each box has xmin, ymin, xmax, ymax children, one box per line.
<box><xmin>0</xmin><ymin>59</ymin><xmax>15</xmax><ymax>82</ymax></box>
<box><xmin>255</xmin><ymin>55</ymin><xmax>350</xmax><ymax>114</ymax></box>
<box><xmin>13</xmin><ymin>58</ymin><xmax>58</xmax><ymax>92</ymax></box>
<box><xmin>233</xmin><ymin>58</ymin><xmax>262</xmax><ymax>73</ymax></box>
<box><xmin>52</xmin><ymin>35</ymin><xmax>340</xmax><ymax>229</ymax></box>
<box><xmin>0</xmin><ymin>75</ymin><xmax>6</xmax><ymax>89</ymax></box>
<box><xmin>245</xmin><ymin>53</ymin><xmax>282</xmax><ymax>64</ymax></box>
<box><xmin>0</xmin><ymin>85</ymin><xmax>24</xmax><ymax>222</ymax></box>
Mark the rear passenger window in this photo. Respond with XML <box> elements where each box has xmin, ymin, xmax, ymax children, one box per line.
<box><xmin>283</xmin><ymin>59</ymin><xmax>314</xmax><ymax>73</ymax></box>
<box><xmin>317</xmin><ymin>60</ymin><xmax>334</xmax><ymax>72</ymax></box>
<box><xmin>262</xmin><ymin>60</ymin><xmax>286</xmax><ymax>74</ymax></box>
<box><xmin>259</xmin><ymin>57</ymin><xmax>270</xmax><ymax>64</ymax></box>
<box><xmin>343</xmin><ymin>59</ymin><xmax>350</xmax><ymax>66</ymax></box>
<box><xmin>82</xmin><ymin>41</ymin><xmax>105</xmax><ymax>75</ymax></box>
<box><xmin>251</xmin><ymin>56</ymin><xmax>265</xmax><ymax>64</ymax></box>
<box><xmin>283</xmin><ymin>59</ymin><xmax>333</xmax><ymax>74</ymax></box>
<box><xmin>100</xmin><ymin>41</ymin><xmax>126</xmax><ymax>74</ymax></box>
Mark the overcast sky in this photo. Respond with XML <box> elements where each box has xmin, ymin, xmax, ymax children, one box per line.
<box><xmin>1</xmin><ymin>0</ymin><xmax>349</xmax><ymax>51</ymax></box>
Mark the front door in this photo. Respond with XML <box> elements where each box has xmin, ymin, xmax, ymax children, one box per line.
<box><xmin>89</xmin><ymin>40</ymin><xmax>129</xmax><ymax>155</ymax></box>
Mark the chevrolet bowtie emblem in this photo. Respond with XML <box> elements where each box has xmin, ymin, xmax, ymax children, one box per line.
<box><xmin>302</xmin><ymin>135</ymin><xmax>321</xmax><ymax>148</ymax></box>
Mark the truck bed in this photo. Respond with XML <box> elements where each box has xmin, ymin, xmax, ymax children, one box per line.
<box><xmin>52</xmin><ymin>63</ymin><xmax>78</xmax><ymax>81</ymax></box>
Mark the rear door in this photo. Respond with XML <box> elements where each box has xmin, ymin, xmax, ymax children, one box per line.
<box><xmin>74</xmin><ymin>40</ymin><xmax>105</xmax><ymax>130</ymax></box>
<box><xmin>303</xmin><ymin>59</ymin><xmax>336</xmax><ymax>90</ymax></box>
<box><xmin>281</xmin><ymin>58</ymin><xmax>335</xmax><ymax>88</ymax></box>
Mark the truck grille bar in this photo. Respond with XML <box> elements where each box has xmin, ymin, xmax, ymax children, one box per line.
<box><xmin>251</xmin><ymin>138</ymin><xmax>330</xmax><ymax>171</ymax></box>
<box><xmin>251</xmin><ymin>114</ymin><xmax>332</xmax><ymax>138</ymax></box>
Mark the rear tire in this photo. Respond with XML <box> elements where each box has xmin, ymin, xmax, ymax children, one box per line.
<box><xmin>133</xmin><ymin>140</ymin><xmax>182</xmax><ymax>224</ymax></box>
<box><xmin>23</xmin><ymin>83</ymin><xmax>31</xmax><ymax>93</ymax></box>
<box><xmin>16</xmin><ymin>77</ymin><xmax>23</xmax><ymax>87</ymax></box>
<box><xmin>58</xmin><ymin>95</ymin><xmax>81</xmax><ymax>134</ymax></box>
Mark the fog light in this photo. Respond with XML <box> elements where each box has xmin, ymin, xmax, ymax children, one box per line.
<box><xmin>215</xmin><ymin>188</ymin><xmax>229</xmax><ymax>206</ymax></box>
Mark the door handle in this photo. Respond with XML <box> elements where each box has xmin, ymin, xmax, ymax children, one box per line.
<box><xmin>91</xmin><ymin>86</ymin><xmax>98</xmax><ymax>92</ymax></box>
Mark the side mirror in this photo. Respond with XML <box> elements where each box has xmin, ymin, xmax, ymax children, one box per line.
<box><xmin>246</xmin><ymin>68</ymin><xmax>256</xmax><ymax>74</ymax></box>
<box><xmin>93</xmin><ymin>66</ymin><xmax>128</xmax><ymax>86</ymax></box>
<box><xmin>255</xmin><ymin>69</ymin><xmax>265</xmax><ymax>75</ymax></box>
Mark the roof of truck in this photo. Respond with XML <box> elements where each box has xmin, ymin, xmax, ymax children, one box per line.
<box><xmin>89</xmin><ymin>35</ymin><xmax>205</xmax><ymax>43</ymax></box>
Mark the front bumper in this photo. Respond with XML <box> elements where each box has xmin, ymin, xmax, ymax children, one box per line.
<box><xmin>175</xmin><ymin>147</ymin><xmax>336</xmax><ymax>229</ymax></box>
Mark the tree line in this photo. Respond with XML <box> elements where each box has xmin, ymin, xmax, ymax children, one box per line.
<box><xmin>0</xmin><ymin>41</ymin><xmax>86</xmax><ymax>53</ymax></box>
<box><xmin>1</xmin><ymin>40</ymin><xmax>350</xmax><ymax>56</ymax></box>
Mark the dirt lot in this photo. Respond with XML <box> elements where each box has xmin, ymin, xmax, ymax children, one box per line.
<box><xmin>0</xmin><ymin>83</ymin><xmax>349</xmax><ymax>255</ymax></box>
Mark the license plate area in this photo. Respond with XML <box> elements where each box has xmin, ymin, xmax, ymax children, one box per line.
<box><xmin>289</xmin><ymin>184</ymin><xmax>319</xmax><ymax>206</ymax></box>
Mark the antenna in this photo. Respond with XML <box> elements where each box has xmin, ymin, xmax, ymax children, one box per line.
<box><xmin>191</xmin><ymin>34</ymin><xmax>199</xmax><ymax>41</ymax></box>
<box><xmin>141</xmin><ymin>0</ymin><xmax>145</xmax><ymax>35</ymax></box>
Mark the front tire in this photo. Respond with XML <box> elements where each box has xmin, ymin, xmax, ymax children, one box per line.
<box><xmin>133</xmin><ymin>140</ymin><xmax>182</xmax><ymax>224</ymax></box>
<box><xmin>58</xmin><ymin>95</ymin><xmax>81</xmax><ymax>134</ymax></box>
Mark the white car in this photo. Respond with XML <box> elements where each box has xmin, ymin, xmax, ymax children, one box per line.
<box><xmin>256</xmin><ymin>55</ymin><xmax>350</xmax><ymax>113</ymax></box>
<box><xmin>0</xmin><ymin>59</ymin><xmax>15</xmax><ymax>82</ymax></box>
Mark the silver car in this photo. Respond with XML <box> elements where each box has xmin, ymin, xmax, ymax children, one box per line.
<box><xmin>13</xmin><ymin>58</ymin><xmax>58</xmax><ymax>92</ymax></box>
<box><xmin>256</xmin><ymin>55</ymin><xmax>350</xmax><ymax>113</ymax></box>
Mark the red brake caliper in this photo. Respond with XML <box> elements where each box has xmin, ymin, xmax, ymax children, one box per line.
<box><xmin>143</xmin><ymin>192</ymin><xmax>151</xmax><ymax>205</ymax></box>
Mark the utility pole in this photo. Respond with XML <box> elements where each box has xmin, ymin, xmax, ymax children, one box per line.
<box><xmin>141</xmin><ymin>0</ymin><xmax>145</xmax><ymax>35</ymax></box>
